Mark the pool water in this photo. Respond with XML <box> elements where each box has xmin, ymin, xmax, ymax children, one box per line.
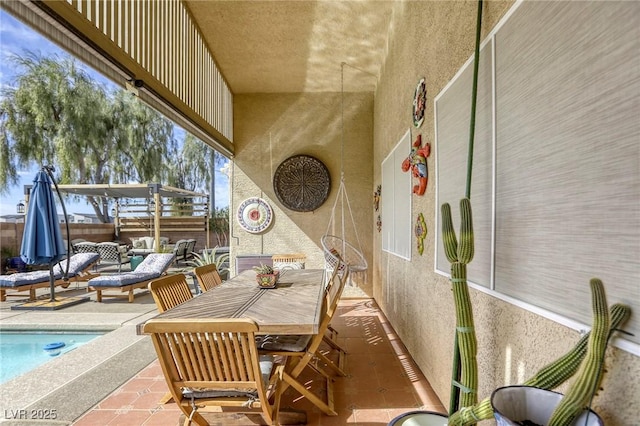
<box><xmin>0</xmin><ymin>332</ymin><xmax>103</xmax><ymax>384</ymax></box>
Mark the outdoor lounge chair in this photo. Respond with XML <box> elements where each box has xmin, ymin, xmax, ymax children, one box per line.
<box><xmin>0</xmin><ymin>253</ymin><xmax>100</xmax><ymax>302</ymax></box>
<box><xmin>184</xmin><ymin>238</ymin><xmax>196</xmax><ymax>261</ymax></box>
<box><xmin>171</xmin><ymin>239</ymin><xmax>189</xmax><ymax>264</ymax></box>
<box><xmin>73</xmin><ymin>241</ymin><xmax>99</xmax><ymax>255</ymax></box>
<box><xmin>96</xmin><ymin>242</ymin><xmax>130</xmax><ymax>272</ymax></box>
<box><xmin>88</xmin><ymin>253</ymin><xmax>175</xmax><ymax>303</ymax></box>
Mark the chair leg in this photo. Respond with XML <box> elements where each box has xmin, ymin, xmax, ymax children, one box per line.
<box><xmin>159</xmin><ymin>392</ymin><xmax>173</xmax><ymax>404</ymax></box>
<box><xmin>315</xmin><ymin>351</ymin><xmax>347</xmax><ymax>377</ymax></box>
<box><xmin>281</xmin><ymin>371</ymin><xmax>337</xmax><ymax>416</ymax></box>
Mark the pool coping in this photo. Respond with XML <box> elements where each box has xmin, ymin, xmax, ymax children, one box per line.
<box><xmin>0</xmin><ymin>284</ymin><xmax>161</xmax><ymax>425</ymax></box>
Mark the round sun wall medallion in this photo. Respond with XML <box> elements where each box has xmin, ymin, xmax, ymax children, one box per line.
<box><xmin>412</xmin><ymin>77</ymin><xmax>427</xmax><ymax>128</ymax></box>
<box><xmin>273</xmin><ymin>154</ymin><xmax>331</xmax><ymax>212</ymax></box>
<box><xmin>237</xmin><ymin>197</ymin><xmax>273</xmax><ymax>233</ymax></box>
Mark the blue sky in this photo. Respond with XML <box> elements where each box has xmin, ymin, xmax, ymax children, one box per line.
<box><xmin>0</xmin><ymin>10</ymin><xmax>229</xmax><ymax>217</ymax></box>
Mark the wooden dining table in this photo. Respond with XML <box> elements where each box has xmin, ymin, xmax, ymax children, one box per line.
<box><xmin>144</xmin><ymin>268</ymin><xmax>327</xmax><ymax>335</ymax></box>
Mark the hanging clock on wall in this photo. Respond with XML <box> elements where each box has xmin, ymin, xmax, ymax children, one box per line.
<box><xmin>273</xmin><ymin>154</ymin><xmax>331</xmax><ymax>212</ymax></box>
<box><xmin>237</xmin><ymin>197</ymin><xmax>273</xmax><ymax>233</ymax></box>
<box><xmin>412</xmin><ymin>77</ymin><xmax>427</xmax><ymax>128</ymax></box>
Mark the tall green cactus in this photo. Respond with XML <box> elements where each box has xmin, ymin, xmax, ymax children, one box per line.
<box><xmin>442</xmin><ymin>198</ymin><xmax>478</xmax><ymax>412</ymax></box>
<box><xmin>548</xmin><ymin>278</ymin><xmax>610</xmax><ymax>426</ymax></box>
<box><xmin>448</xmin><ymin>300</ymin><xmax>630</xmax><ymax>426</ymax></box>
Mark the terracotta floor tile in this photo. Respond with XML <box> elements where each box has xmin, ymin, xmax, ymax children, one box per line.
<box><xmin>343</xmin><ymin>389</ymin><xmax>386</xmax><ymax>410</ymax></box>
<box><xmin>132</xmin><ymin>391</ymin><xmax>168</xmax><ymax>409</ymax></box>
<box><xmin>73</xmin><ymin>299</ymin><xmax>444</xmax><ymax>426</ymax></box>
<box><xmin>98</xmin><ymin>391</ymin><xmax>139</xmax><ymax>409</ymax></box>
<box><xmin>317</xmin><ymin>410</ymin><xmax>356</xmax><ymax>425</ymax></box>
<box><xmin>380</xmin><ymin>387</ymin><xmax>421</xmax><ymax>408</ymax></box>
<box><xmin>353</xmin><ymin>407</ymin><xmax>391</xmax><ymax>423</ymax></box>
<box><xmin>73</xmin><ymin>409</ymin><xmax>118</xmax><ymax>425</ymax></box>
<box><xmin>119</xmin><ymin>377</ymin><xmax>158</xmax><ymax>392</ymax></box>
<box><xmin>107</xmin><ymin>409</ymin><xmax>155</xmax><ymax>425</ymax></box>
<box><xmin>142</xmin><ymin>409</ymin><xmax>181</xmax><ymax>425</ymax></box>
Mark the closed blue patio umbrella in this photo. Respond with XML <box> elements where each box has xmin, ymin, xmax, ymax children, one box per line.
<box><xmin>20</xmin><ymin>167</ymin><xmax>69</xmax><ymax>302</ymax></box>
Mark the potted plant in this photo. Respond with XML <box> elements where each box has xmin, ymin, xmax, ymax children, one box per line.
<box><xmin>253</xmin><ymin>263</ymin><xmax>279</xmax><ymax>288</ymax></box>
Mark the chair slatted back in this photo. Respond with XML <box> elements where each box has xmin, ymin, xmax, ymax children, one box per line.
<box><xmin>272</xmin><ymin>253</ymin><xmax>306</xmax><ymax>270</ymax></box>
<box><xmin>148</xmin><ymin>274</ymin><xmax>193</xmax><ymax>313</ymax></box>
<box><xmin>144</xmin><ymin>318</ymin><xmax>279</xmax><ymax>424</ymax></box>
<box><xmin>194</xmin><ymin>263</ymin><xmax>223</xmax><ymax>292</ymax></box>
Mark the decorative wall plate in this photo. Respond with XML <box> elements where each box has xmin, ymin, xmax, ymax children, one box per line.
<box><xmin>412</xmin><ymin>77</ymin><xmax>427</xmax><ymax>128</ymax></box>
<box><xmin>273</xmin><ymin>154</ymin><xmax>331</xmax><ymax>212</ymax></box>
<box><xmin>415</xmin><ymin>212</ymin><xmax>427</xmax><ymax>255</ymax></box>
<box><xmin>237</xmin><ymin>197</ymin><xmax>273</xmax><ymax>233</ymax></box>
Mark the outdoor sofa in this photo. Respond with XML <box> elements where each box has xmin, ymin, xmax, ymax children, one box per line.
<box><xmin>87</xmin><ymin>253</ymin><xmax>175</xmax><ymax>303</ymax></box>
<box><xmin>0</xmin><ymin>253</ymin><xmax>100</xmax><ymax>301</ymax></box>
<box><xmin>128</xmin><ymin>236</ymin><xmax>170</xmax><ymax>256</ymax></box>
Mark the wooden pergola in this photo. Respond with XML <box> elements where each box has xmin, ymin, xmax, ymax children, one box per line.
<box><xmin>23</xmin><ymin>183</ymin><xmax>210</xmax><ymax>250</ymax></box>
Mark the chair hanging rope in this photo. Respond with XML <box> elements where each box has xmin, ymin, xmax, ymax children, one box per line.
<box><xmin>321</xmin><ymin>62</ymin><xmax>369</xmax><ymax>275</ymax></box>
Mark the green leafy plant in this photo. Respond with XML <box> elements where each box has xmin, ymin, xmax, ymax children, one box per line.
<box><xmin>186</xmin><ymin>246</ymin><xmax>229</xmax><ymax>275</ymax></box>
<box><xmin>252</xmin><ymin>262</ymin><xmax>274</xmax><ymax>275</ymax></box>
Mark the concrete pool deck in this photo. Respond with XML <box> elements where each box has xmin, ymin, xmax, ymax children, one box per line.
<box><xmin>0</xmin><ymin>279</ymin><xmax>161</xmax><ymax>425</ymax></box>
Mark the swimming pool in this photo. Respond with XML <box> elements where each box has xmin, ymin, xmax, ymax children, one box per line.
<box><xmin>0</xmin><ymin>332</ymin><xmax>103</xmax><ymax>384</ymax></box>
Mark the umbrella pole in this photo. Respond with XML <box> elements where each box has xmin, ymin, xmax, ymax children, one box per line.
<box><xmin>49</xmin><ymin>262</ymin><xmax>56</xmax><ymax>302</ymax></box>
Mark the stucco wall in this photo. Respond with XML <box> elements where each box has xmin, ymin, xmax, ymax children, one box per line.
<box><xmin>373</xmin><ymin>1</ymin><xmax>639</xmax><ymax>425</ymax></box>
<box><xmin>232</xmin><ymin>93</ymin><xmax>373</xmax><ymax>293</ymax></box>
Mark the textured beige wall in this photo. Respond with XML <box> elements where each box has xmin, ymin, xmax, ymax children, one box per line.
<box><xmin>232</xmin><ymin>93</ymin><xmax>373</xmax><ymax>293</ymax></box>
<box><xmin>373</xmin><ymin>1</ymin><xmax>639</xmax><ymax>425</ymax></box>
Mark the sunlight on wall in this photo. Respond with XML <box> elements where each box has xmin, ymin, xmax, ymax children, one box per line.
<box><xmin>504</xmin><ymin>345</ymin><xmax>512</xmax><ymax>386</ymax></box>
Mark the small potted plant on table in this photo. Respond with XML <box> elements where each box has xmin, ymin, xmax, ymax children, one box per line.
<box><xmin>253</xmin><ymin>263</ymin><xmax>279</xmax><ymax>288</ymax></box>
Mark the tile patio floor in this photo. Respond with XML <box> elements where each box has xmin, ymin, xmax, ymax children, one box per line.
<box><xmin>73</xmin><ymin>299</ymin><xmax>446</xmax><ymax>425</ymax></box>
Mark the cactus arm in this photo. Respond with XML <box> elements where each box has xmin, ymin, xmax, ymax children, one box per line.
<box><xmin>457</xmin><ymin>198</ymin><xmax>474</xmax><ymax>264</ymax></box>
<box><xmin>448</xmin><ymin>302</ymin><xmax>631</xmax><ymax>426</ymax></box>
<box><xmin>548</xmin><ymin>278</ymin><xmax>610</xmax><ymax>426</ymax></box>
<box><xmin>441</xmin><ymin>203</ymin><xmax>458</xmax><ymax>263</ymax></box>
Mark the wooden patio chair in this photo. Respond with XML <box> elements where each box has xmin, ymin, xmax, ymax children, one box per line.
<box><xmin>143</xmin><ymin>318</ymin><xmax>285</xmax><ymax>426</ymax></box>
<box><xmin>193</xmin><ymin>264</ymin><xmax>223</xmax><ymax>292</ymax></box>
<box><xmin>147</xmin><ymin>273</ymin><xmax>194</xmax><ymax>405</ymax></box>
<box><xmin>272</xmin><ymin>254</ymin><xmax>306</xmax><ymax>270</ymax></box>
<box><xmin>148</xmin><ymin>273</ymin><xmax>194</xmax><ymax>313</ymax></box>
<box><xmin>256</xmin><ymin>266</ymin><xmax>350</xmax><ymax>416</ymax></box>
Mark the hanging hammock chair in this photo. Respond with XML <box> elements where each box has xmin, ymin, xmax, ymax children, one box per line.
<box><xmin>321</xmin><ymin>172</ymin><xmax>369</xmax><ymax>277</ymax></box>
<box><xmin>321</xmin><ymin>63</ymin><xmax>369</xmax><ymax>277</ymax></box>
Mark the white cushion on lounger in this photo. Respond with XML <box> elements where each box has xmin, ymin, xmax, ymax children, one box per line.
<box><xmin>0</xmin><ymin>271</ymin><xmax>57</xmax><ymax>287</ymax></box>
<box><xmin>88</xmin><ymin>272</ymin><xmax>158</xmax><ymax>287</ymax></box>
<box><xmin>53</xmin><ymin>253</ymin><xmax>100</xmax><ymax>276</ymax></box>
